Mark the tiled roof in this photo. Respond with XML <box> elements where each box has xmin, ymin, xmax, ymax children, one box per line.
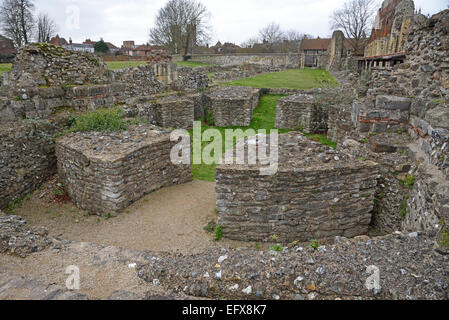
<box><xmin>300</xmin><ymin>39</ymin><xmax>331</xmax><ymax>51</ymax></box>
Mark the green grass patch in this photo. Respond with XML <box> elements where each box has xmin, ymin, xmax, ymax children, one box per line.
<box><xmin>191</xmin><ymin>94</ymin><xmax>336</xmax><ymax>181</ymax></box>
<box><xmin>175</xmin><ymin>61</ymin><xmax>211</xmax><ymax>68</ymax></box>
<box><xmin>68</xmin><ymin>108</ymin><xmax>129</xmax><ymax>133</ymax></box>
<box><xmin>105</xmin><ymin>61</ymin><xmax>147</xmax><ymax>70</ymax></box>
<box><xmin>0</xmin><ymin>63</ymin><xmax>12</xmax><ymax>75</ymax></box>
<box><xmin>214</xmin><ymin>226</ymin><xmax>223</xmax><ymax>241</ymax></box>
<box><xmin>226</xmin><ymin>68</ymin><xmax>339</xmax><ymax>89</ymax></box>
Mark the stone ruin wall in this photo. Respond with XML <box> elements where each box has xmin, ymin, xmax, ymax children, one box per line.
<box><xmin>360</xmin><ymin>9</ymin><xmax>449</xmax><ymax>178</ymax></box>
<box><xmin>364</xmin><ymin>0</ymin><xmax>416</xmax><ymax>57</ymax></box>
<box><xmin>328</xmin><ymin>8</ymin><xmax>449</xmax><ymax>234</ymax></box>
<box><xmin>0</xmin><ymin>121</ymin><xmax>58</xmax><ymax>209</ymax></box>
<box><xmin>185</xmin><ymin>53</ymin><xmax>302</xmax><ymax>69</ymax></box>
<box><xmin>203</xmin><ymin>86</ymin><xmax>261</xmax><ymax>127</ymax></box>
<box><xmin>0</xmin><ymin>44</ymin><xmax>209</xmax><ymax>210</ymax></box>
<box><xmin>275</xmin><ymin>91</ymin><xmax>328</xmax><ymax>134</ymax></box>
<box><xmin>216</xmin><ymin>133</ymin><xmax>380</xmax><ymax>242</ymax></box>
<box><xmin>56</xmin><ymin>126</ymin><xmax>193</xmax><ymax>216</ymax></box>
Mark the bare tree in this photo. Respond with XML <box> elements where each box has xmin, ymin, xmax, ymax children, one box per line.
<box><xmin>258</xmin><ymin>22</ymin><xmax>284</xmax><ymax>44</ymax></box>
<box><xmin>37</xmin><ymin>12</ymin><xmax>57</xmax><ymax>43</ymax></box>
<box><xmin>149</xmin><ymin>0</ymin><xmax>211</xmax><ymax>55</ymax></box>
<box><xmin>240</xmin><ymin>37</ymin><xmax>259</xmax><ymax>48</ymax></box>
<box><xmin>330</xmin><ymin>0</ymin><xmax>378</xmax><ymax>54</ymax></box>
<box><xmin>0</xmin><ymin>0</ymin><xmax>35</xmax><ymax>47</ymax></box>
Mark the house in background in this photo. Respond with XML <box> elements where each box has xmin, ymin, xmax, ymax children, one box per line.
<box><xmin>49</xmin><ymin>35</ymin><xmax>68</xmax><ymax>47</ymax></box>
<box><xmin>64</xmin><ymin>38</ymin><xmax>94</xmax><ymax>53</ymax></box>
<box><xmin>0</xmin><ymin>35</ymin><xmax>15</xmax><ymax>56</ymax></box>
<box><xmin>83</xmin><ymin>39</ymin><xmax>119</xmax><ymax>54</ymax></box>
<box><xmin>300</xmin><ymin>37</ymin><xmax>356</xmax><ymax>67</ymax></box>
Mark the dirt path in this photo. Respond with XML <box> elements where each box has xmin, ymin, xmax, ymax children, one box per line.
<box><xmin>12</xmin><ymin>178</ymin><xmax>258</xmax><ymax>255</ymax></box>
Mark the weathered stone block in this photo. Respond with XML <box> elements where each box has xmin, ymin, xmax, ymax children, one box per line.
<box><xmin>376</xmin><ymin>95</ymin><xmax>412</xmax><ymax>111</ymax></box>
<box><xmin>425</xmin><ymin>106</ymin><xmax>449</xmax><ymax>129</ymax></box>
<box><xmin>216</xmin><ymin>132</ymin><xmax>379</xmax><ymax>242</ymax></box>
<box><xmin>56</xmin><ymin>125</ymin><xmax>193</xmax><ymax>215</ymax></box>
<box><xmin>275</xmin><ymin>94</ymin><xmax>323</xmax><ymax>133</ymax></box>
<box><xmin>204</xmin><ymin>86</ymin><xmax>260</xmax><ymax>127</ymax></box>
<box><xmin>154</xmin><ymin>95</ymin><xmax>194</xmax><ymax>129</ymax></box>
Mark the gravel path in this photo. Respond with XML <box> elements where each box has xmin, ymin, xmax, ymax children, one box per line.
<box><xmin>12</xmin><ymin>179</ymin><xmax>258</xmax><ymax>255</ymax></box>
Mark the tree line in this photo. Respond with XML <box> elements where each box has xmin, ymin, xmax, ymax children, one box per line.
<box><xmin>0</xmin><ymin>0</ymin><xmax>57</xmax><ymax>48</ymax></box>
<box><xmin>148</xmin><ymin>0</ymin><xmax>379</xmax><ymax>55</ymax></box>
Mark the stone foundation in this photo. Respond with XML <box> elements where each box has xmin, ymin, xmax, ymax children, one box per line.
<box><xmin>352</xmin><ymin>95</ymin><xmax>411</xmax><ymax>134</ymax></box>
<box><xmin>0</xmin><ymin>121</ymin><xmax>58</xmax><ymax>209</ymax></box>
<box><xmin>275</xmin><ymin>93</ymin><xmax>327</xmax><ymax>133</ymax></box>
<box><xmin>203</xmin><ymin>86</ymin><xmax>260</xmax><ymax>127</ymax></box>
<box><xmin>216</xmin><ymin>132</ymin><xmax>379</xmax><ymax>242</ymax></box>
<box><xmin>56</xmin><ymin>125</ymin><xmax>193</xmax><ymax>215</ymax></box>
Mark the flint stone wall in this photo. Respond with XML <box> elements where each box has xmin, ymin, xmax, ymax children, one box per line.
<box><xmin>216</xmin><ymin>132</ymin><xmax>379</xmax><ymax>242</ymax></box>
<box><xmin>275</xmin><ymin>93</ymin><xmax>328</xmax><ymax>133</ymax></box>
<box><xmin>186</xmin><ymin>53</ymin><xmax>301</xmax><ymax>69</ymax></box>
<box><xmin>403</xmin><ymin>165</ymin><xmax>449</xmax><ymax>232</ymax></box>
<box><xmin>1</xmin><ymin>44</ymin><xmax>110</xmax><ymax>95</ymax></box>
<box><xmin>174</xmin><ymin>66</ymin><xmax>209</xmax><ymax>92</ymax></box>
<box><xmin>203</xmin><ymin>86</ymin><xmax>260</xmax><ymax>127</ymax></box>
<box><xmin>123</xmin><ymin>94</ymin><xmax>195</xmax><ymax>129</ymax></box>
<box><xmin>56</xmin><ymin>125</ymin><xmax>193</xmax><ymax>215</ymax></box>
<box><xmin>352</xmin><ymin>95</ymin><xmax>411</xmax><ymax>134</ymax></box>
<box><xmin>0</xmin><ymin>121</ymin><xmax>58</xmax><ymax>209</ymax></box>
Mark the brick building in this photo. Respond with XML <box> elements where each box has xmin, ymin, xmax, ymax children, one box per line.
<box><xmin>0</xmin><ymin>35</ymin><xmax>15</xmax><ymax>56</ymax></box>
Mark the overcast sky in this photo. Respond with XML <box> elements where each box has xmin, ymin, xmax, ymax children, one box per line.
<box><xmin>36</xmin><ymin>0</ymin><xmax>448</xmax><ymax>47</ymax></box>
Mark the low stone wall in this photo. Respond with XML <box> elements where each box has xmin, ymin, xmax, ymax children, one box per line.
<box><xmin>153</xmin><ymin>95</ymin><xmax>195</xmax><ymax>129</ymax></box>
<box><xmin>0</xmin><ymin>120</ymin><xmax>58</xmax><ymax>209</ymax></box>
<box><xmin>123</xmin><ymin>94</ymin><xmax>195</xmax><ymax>129</ymax></box>
<box><xmin>188</xmin><ymin>53</ymin><xmax>301</xmax><ymax>69</ymax></box>
<box><xmin>203</xmin><ymin>86</ymin><xmax>260</xmax><ymax>127</ymax></box>
<box><xmin>352</xmin><ymin>95</ymin><xmax>411</xmax><ymax>134</ymax></box>
<box><xmin>174</xmin><ymin>66</ymin><xmax>209</xmax><ymax>92</ymax></box>
<box><xmin>216</xmin><ymin>133</ymin><xmax>379</xmax><ymax>242</ymax></box>
<box><xmin>56</xmin><ymin>125</ymin><xmax>193</xmax><ymax>215</ymax></box>
<box><xmin>275</xmin><ymin>93</ymin><xmax>327</xmax><ymax>133</ymax></box>
<box><xmin>111</xmin><ymin>65</ymin><xmax>165</xmax><ymax>97</ymax></box>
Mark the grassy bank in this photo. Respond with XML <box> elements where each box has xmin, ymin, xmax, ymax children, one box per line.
<box><xmin>226</xmin><ymin>68</ymin><xmax>339</xmax><ymax>89</ymax></box>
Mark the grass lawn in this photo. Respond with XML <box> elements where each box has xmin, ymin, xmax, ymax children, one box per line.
<box><xmin>226</xmin><ymin>68</ymin><xmax>339</xmax><ymax>89</ymax></box>
<box><xmin>105</xmin><ymin>61</ymin><xmax>147</xmax><ymax>70</ymax></box>
<box><xmin>191</xmin><ymin>95</ymin><xmax>336</xmax><ymax>182</ymax></box>
<box><xmin>175</xmin><ymin>61</ymin><xmax>212</xmax><ymax>68</ymax></box>
<box><xmin>0</xmin><ymin>63</ymin><xmax>12</xmax><ymax>75</ymax></box>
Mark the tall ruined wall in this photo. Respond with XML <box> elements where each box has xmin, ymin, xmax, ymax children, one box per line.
<box><xmin>365</xmin><ymin>0</ymin><xmax>415</xmax><ymax>57</ymax></box>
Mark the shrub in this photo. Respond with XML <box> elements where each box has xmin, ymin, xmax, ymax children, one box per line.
<box><xmin>270</xmin><ymin>244</ymin><xmax>284</xmax><ymax>252</ymax></box>
<box><xmin>214</xmin><ymin>226</ymin><xmax>223</xmax><ymax>241</ymax></box>
<box><xmin>309</xmin><ymin>240</ymin><xmax>321</xmax><ymax>251</ymax></box>
<box><xmin>204</xmin><ymin>220</ymin><xmax>217</xmax><ymax>233</ymax></box>
<box><xmin>69</xmin><ymin>108</ymin><xmax>128</xmax><ymax>133</ymax></box>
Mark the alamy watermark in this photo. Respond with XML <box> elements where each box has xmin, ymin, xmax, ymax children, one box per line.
<box><xmin>170</xmin><ymin>121</ymin><xmax>279</xmax><ymax>176</ymax></box>
<box><xmin>65</xmin><ymin>265</ymin><xmax>80</xmax><ymax>290</ymax></box>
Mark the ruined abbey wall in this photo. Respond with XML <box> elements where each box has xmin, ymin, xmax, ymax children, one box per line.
<box><xmin>56</xmin><ymin>126</ymin><xmax>193</xmax><ymax>216</ymax></box>
<box><xmin>364</xmin><ymin>0</ymin><xmax>416</xmax><ymax>57</ymax></box>
<box><xmin>216</xmin><ymin>133</ymin><xmax>379</xmax><ymax>242</ymax></box>
<box><xmin>185</xmin><ymin>53</ymin><xmax>301</xmax><ymax>69</ymax></box>
<box><xmin>0</xmin><ymin>44</ymin><xmax>208</xmax><ymax>210</ymax></box>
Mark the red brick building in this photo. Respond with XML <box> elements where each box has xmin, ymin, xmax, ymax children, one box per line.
<box><xmin>0</xmin><ymin>35</ymin><xmax>15</xmax><ymax>55</ymax></box>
